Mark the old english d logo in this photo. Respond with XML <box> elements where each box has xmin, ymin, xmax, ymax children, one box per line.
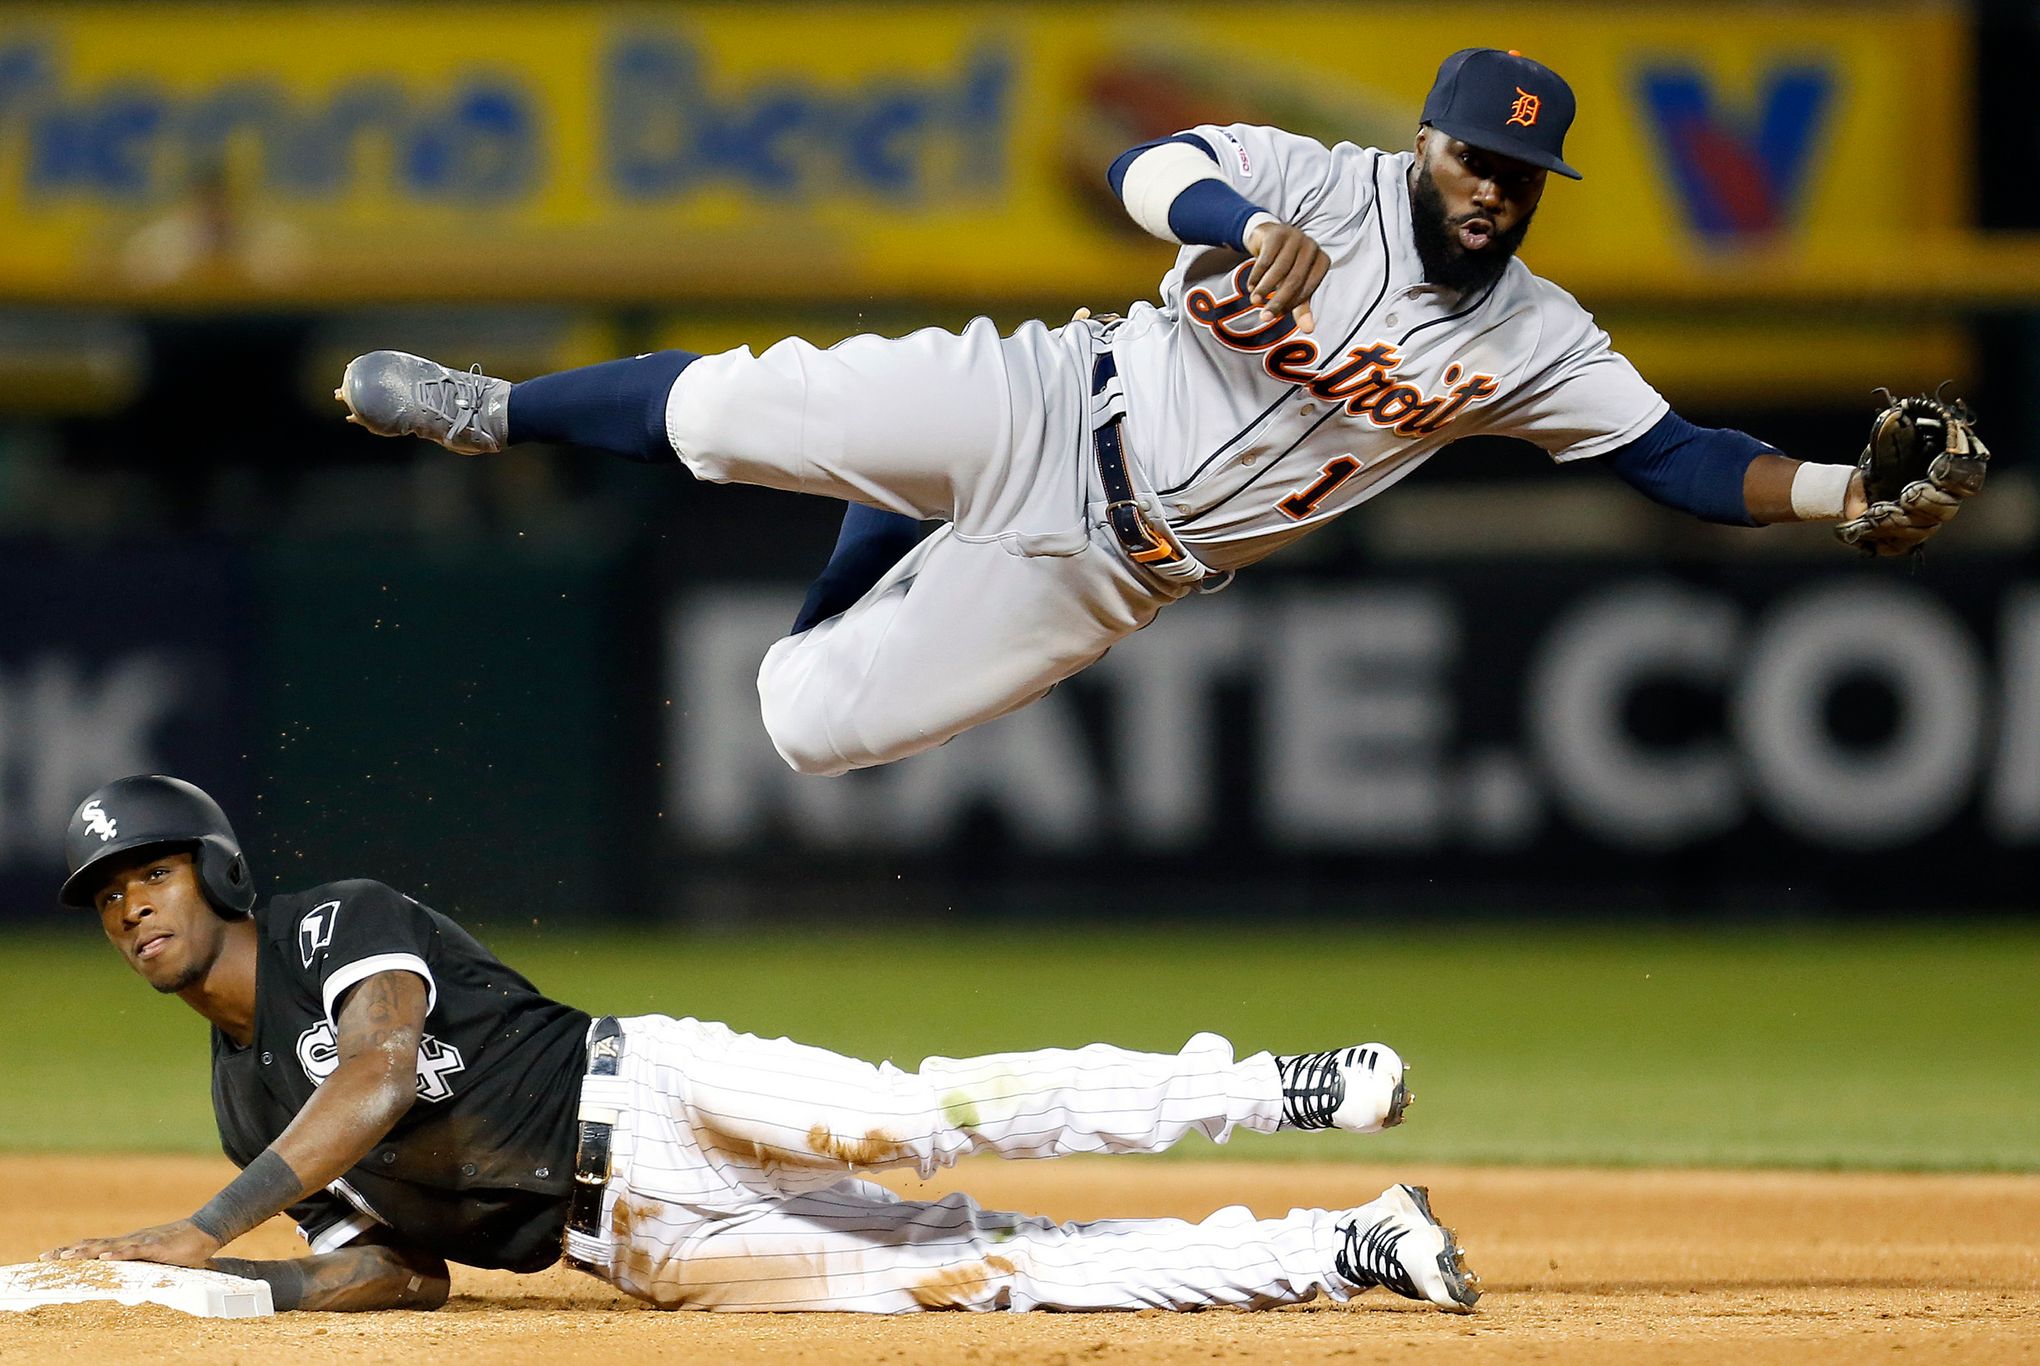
<box><xmin>1639</xmin><ymin>62</ymin><xmax>1832</xmax><ymax>240</ymax></box>
<box><xmin>1507</xmin><ymin>87</ymin><xmax>1540</xmax><ymax>127</ymax></box>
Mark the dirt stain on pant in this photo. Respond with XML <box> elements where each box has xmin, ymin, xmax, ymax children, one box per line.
<box><xmin>910</xmin><ymin>1255</ymin><xmax>1019</xmax><ymax>1310</ymax></box>
<box><xmin>806</xmin><ymin>1123</ymin><xmax>913</xmax><ymax>1168</ymax></box>
<box><xmin>606</xmin><ymin>1195</ymin><xmax>695</xmax><ymax>1308</ymax></box>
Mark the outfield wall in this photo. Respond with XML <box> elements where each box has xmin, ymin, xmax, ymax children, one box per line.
<box><xmin>3</xmin><ymin>537</ymin><xmax>2032</xmax><ymax>923</ymax></box>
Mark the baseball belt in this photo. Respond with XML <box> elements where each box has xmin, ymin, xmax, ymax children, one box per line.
<box><xmin>1090</xmin><ymin>351</ymin><xmax>1230</xmax><ymax>591</ymax></box>
<box><xmin>563</xmin><ymin>1014</ymin><xmax>624</xmax><ymax>1274</ymax></box>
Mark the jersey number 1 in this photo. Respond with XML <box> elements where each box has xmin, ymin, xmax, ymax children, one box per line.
<box><xmin>1277</xmin><ymin>456</ymin><xmax>1362</xmax><ymax>521</ymax></box>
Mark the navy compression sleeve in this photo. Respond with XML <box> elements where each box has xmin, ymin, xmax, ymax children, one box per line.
<box><xmin>508</xmin><ymin>351</ymin><xmax>698</xmax><ymax>461</ymax></box>
<box><xmin>1604</xmin><ymin>409</ymin><xmax>1769</xmax><ymax>527</ymax></box>
<box><xmin>1107</xmin><ymin>134</ymin><xmax>1269</xmax><ymax>252</ymax></box>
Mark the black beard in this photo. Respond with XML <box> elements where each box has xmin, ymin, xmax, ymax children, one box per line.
<box><xmin>155</xmin><ymin>958</ymin><xmax>211</xmax><ymax>994</ymax></box>
<box><xmin>1409</xmin><ymin>159</ymin><xmax>1534</xmax><ymax>294</ymax></box>
<box><xmin>149</xmin><ymin>927</ymin><xmax>224</xmax><ymax>994</ymax></box>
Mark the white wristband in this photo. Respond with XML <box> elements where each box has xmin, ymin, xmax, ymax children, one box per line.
<box><xmin>1789</xmin><ymin>462</ymin><xmax>1856</xmax><ymax>521</ymax></box>
<box><xmin>1240</xmin><ymin>210</ymin><xmax>1279</xmax><ymax>250</ymax></box>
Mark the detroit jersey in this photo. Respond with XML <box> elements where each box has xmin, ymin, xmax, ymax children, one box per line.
<box><xmin>1109</xmin><ymin>126</ymin><xmax>1670</xmax><ymax>571</ymax></box>
<box><xmin>209</xmin><ymin>880</ymin><xmax>591</xmax><ymax>1271</ymax></box>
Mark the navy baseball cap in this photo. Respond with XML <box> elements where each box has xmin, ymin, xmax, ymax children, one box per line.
<box><xmin>1421</xmin><ymin>48</ymin><xmax>1581</xmax><ymax>180</ymax></box>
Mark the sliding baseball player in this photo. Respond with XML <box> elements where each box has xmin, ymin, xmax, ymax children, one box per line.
<box><xmin>46</xmin><ymin>774</ymin><xmax>1478</xmax><ymax>1314</ymax></box>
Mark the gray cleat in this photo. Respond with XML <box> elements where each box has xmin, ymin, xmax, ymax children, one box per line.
<box><xmin>336</xmin><ymin>351</ymin><xmax>511</xmax><ymax>455</ymax></box>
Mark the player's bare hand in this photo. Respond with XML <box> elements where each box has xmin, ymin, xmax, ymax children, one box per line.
<box><xmin>1244</xmin><ymin>222</ymin><xmax>1330</xmax><ymax>335</ymax></box>
<box><xmin>43</xmin><ymin>1218</ymin><xmax>222</xmax><ymax>1268</ymax></box>
<box><xmin>1843</xmin><ymin>469</ymin><xmax>1869</xmax><ymax>520</ymax></box>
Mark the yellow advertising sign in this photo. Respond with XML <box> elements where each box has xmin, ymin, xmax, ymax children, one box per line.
<box><xmin>0</xmin><ymin>4</ymin><xmax>2006</xmax><ymax>306</ymax></box>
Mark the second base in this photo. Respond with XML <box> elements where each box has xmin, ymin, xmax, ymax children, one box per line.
<box><xmin>0</xmin><ymin>1259</ymin><xmax>274</xmax><ymax>1318</ymax></box>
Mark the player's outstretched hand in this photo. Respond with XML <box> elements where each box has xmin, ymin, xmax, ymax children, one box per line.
<box><xmin>43</xmin><ymin>1217</ymin><xmax>222</xmax><ymax>1268</ymax></box>
<box><xmin>1244</xmin><ymin>222</ymin><xmax>1330</xmax><ymax>335</ymax></box>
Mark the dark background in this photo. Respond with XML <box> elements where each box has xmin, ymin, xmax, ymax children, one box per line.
<box><xmin>1</xmin><ymin>1</ymin><xmax>2034</xmax><ymax>928</ymax></box>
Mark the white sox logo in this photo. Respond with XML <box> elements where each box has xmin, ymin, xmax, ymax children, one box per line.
<box><xmin>80</xmin><ymin>800</ymin><xmax>118</xmax><ymax>842</ymax></box>
<box><xmin>298</xmin><ymin>901</ymin><xmax>340</xmax><ymax>968</ymax></box>
<box><xmin>296</xmin><ymin>1021</ymin><xmax>467</xmax><ymax>1102</ymax></box>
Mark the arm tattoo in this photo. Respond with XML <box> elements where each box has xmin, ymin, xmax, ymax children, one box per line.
<box><xmin>190</xmin><ymin>1148</ymin><xmax>306</xmax><ymax>1245</ymax></box>
<box><xmin>254</xmin><ymin>972</ymin><xmax>427</xmax><ymax>1214</ymax></box>
<box><xmin>337</xmin><ymin>970</ymin><xmax>426</xmax><ymax>1071</ymax></box>
<box><xmin>210</xmin><ymin>1245</ymin><xmax>450</xmax><ymax>1312</ymax></box>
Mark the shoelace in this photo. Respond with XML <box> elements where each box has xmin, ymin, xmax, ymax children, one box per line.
<box><xmin>1333</xmin><ymin>1215</ymin><xmax>1420</xmax><ymax>1299</ymax></box>
<box><xmin>1275</xmin><ymin>1050</ymin><xmax>1346</xmax><ymax>1130</ymax></box>
<box><xmin>413</xmin><ymin>364</ymin><xmax>497</xmax><ymax>445</ymax></box>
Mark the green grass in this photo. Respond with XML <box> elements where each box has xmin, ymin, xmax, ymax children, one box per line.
<box><xmin>6</xmin><ymin>924</ymin><xmax>2035</xmax><ymax>1170</ymax></box>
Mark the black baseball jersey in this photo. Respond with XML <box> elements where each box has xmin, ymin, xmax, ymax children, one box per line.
<box><xmin>209</xmin><ymin>880</ymin><xmax>591</xmax><ymax>1272</ymax></box>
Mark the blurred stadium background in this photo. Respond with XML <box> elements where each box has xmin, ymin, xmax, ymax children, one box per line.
<box><xmin>0</xmin><ymin>2</ymin><xmax>2034</xmax><ymax>1168</ymax></box>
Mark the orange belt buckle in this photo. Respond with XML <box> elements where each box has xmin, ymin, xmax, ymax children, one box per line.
<box><xmin>1106</xmin><ymin>497</ymin><xmax>1180</xmax><ymax>564</ymax></box>
<box><xmin>1129</xmin><ymin>521</ymin><xmax>1180</xmax><ymax>564</ymax></box>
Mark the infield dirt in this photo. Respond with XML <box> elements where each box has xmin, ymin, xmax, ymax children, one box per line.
<box><xmin>3</xmin><ymin>1155</ymin><xmax>2034</xmax><ymax>1364</ymax></box>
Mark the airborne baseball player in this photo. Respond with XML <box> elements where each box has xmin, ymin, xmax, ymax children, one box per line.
<box><xmin>45</xmin><ymin>775</ymin><xmax>1479</xmax><ymax>1313</ymax></box>
<box><xmin>337</xmin><ymin>47</ymin><xmax>1989</xmax><ymax>776</ymax></box>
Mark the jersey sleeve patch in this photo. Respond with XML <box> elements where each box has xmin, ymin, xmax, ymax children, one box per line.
<box><xmin>1210</xmin><ymin>127</ymin><xmax>1253</xmax><ymax>178</ymax></box>
<box><xmin>296</xmin><ymin>880</ymin><xmax>438</xmax><ymax>1015</ymax></box>
<box><xmin>321</xmin><ymin>952</ymin><xmax>438</xmax><ymax>1026</ymax></box>
<box><xmin>297</xmin><ymin>900</ymin><xmax>340</xmax><ymax>969</ymax></box>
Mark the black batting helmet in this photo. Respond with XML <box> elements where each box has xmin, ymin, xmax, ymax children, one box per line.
<box><xmin>60</xmin><ymin>775</ymin><xmax>256</xmax><ymax>916</ymax></box>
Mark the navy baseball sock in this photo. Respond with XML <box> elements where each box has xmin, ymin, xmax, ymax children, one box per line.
<box><xmin>792</xmin><ymin>504</ymin><xmax>927</xmax><ymax>633</ymax></box>
<box><xmin>506</xmin><ymin>350</ymin><xmax>699</xmax><ymax>462</ymax></box>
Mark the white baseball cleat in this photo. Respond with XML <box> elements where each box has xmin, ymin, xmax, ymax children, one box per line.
<box><xmin>1331</xmin><ymin>1183</ymin><xmax>1481</xmax><ymax>1313</ymax></box>
<box><xmin>1273</xmin><ymin>1042</ymin><xmax>1411</xmax><ymax>1133</ymax></box>
<box><xmin>336</xmin><ymin>351</ymin><xmax>511</xmax><ymax>455</ymax></box>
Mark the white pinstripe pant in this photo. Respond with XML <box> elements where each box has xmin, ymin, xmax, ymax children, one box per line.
<box><xmin>565</xmin><ymin>1015</ymin><xmax>1360</xmax><ymax>1312</ymax></box>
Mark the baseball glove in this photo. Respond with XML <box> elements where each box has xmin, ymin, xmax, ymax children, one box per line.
<box><xmin>1834</xmin><ymin>389</ymin><xmax>1990</xmax><ymax>556</ymax></box>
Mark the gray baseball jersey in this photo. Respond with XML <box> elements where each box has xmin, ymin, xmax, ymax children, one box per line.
<box><xmin>1110</xmin><ymin>125</ymin><xmax>1670</xmax><ymax>571</ymax></box>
